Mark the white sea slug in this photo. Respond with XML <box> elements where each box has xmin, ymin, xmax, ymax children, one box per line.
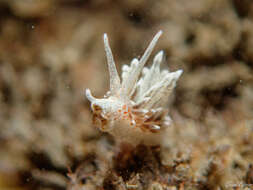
<box><xmin>86</xmin><ymin>31</ymin><xmax>183</xmax><ymax>146</ymax></box>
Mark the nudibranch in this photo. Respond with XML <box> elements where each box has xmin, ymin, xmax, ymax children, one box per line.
<box><xmin>86</xmin><ymin>31</ymin><xmax>183</xmax><ymax>145</ymax></box>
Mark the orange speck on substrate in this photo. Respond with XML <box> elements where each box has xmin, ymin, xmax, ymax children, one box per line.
<box><xmin>122</xmin><ymin>105</ymin><xmax>127</xmax><ymax>110</ymax></box>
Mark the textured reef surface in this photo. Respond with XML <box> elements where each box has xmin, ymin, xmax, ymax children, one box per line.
<box><xmin>0</xmin><ymin>0</ymin><xmax>253</xmax><ymax>189</ymax></box>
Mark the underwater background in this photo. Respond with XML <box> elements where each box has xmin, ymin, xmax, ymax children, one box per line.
<box><xmin>0</xmin><ymin>0</ymin><xmax>253</xmax><ymax>189</ymax></box>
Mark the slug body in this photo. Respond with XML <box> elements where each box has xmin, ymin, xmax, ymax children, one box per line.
<box><xmin>86</xmin><ymin>31</ymin><xmax>183</xmax><ymax>145</ymax></box>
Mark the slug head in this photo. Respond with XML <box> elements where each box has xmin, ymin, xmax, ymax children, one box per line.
<box><xmin>85</xmin><ymin>89</ymin><xmax>126</xmax><ymax>131</ymax></box>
